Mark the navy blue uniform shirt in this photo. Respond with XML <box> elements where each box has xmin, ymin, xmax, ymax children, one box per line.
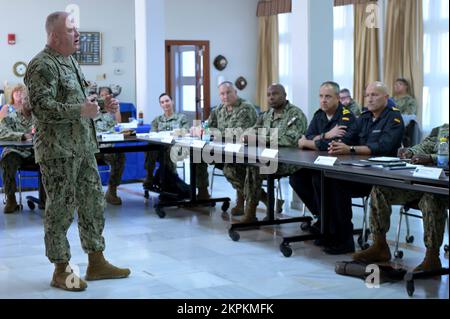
<box><xmin>348</xmin><ymin>106</ymin><xmax>405</xmax><ymax>156</ymax></box>
<box><xmin>305</xmin><ymin>104</ymin><xmax>357</xmax><ymax>151</ymax></box>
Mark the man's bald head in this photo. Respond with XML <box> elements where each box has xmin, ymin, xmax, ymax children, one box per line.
<box><xmin>268</xmin><ymin>84</ymin><xmax>286</xmax><ymax>96</ymax></box>
<box><xmin>45</xmin><ymin>11</ymin><xmax>69</xmax><ymax>36</ymax></box>
<box><xmin>366</xmin><ymin>81</ymin><xmax>389</xmax><ymax>95</ymax></box>
<box><xmin>365</xmin><ymin>81</ymin><xmax>389</xmax><ymax>114</ymax></box>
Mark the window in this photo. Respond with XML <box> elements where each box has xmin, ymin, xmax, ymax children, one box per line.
<box><xmin>278</xmin><ymin>13</ymin><xmax>292</xmax><ymax>101</ymax></box>
<box><xmin>422</xmin><ymin>0</ymin><xmax>449</xmax><ymax>132</ymax></box>
<box><xmin>333</xmin><ymin>5</ymin><xmax>354</xmax><ymax>94</ymax></box>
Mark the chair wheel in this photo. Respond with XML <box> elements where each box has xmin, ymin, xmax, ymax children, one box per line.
<box><xmin>280</xmin><ymin>244</ymin><xmax>293</xmax><ymax>257</ymax></box>
<box><xmin>154</xmin><ymin>205</ymin><xmax>166</xmax><ymax>218</ymax></box>
<box><xmin>394</xmin><ymin>250</ymin><xmax>404</xmax><ymax>259</ymax></box>
<box><xmin>229</xmin><ymin>230</ymin><xmax>240</xmax><ymax>242</ymax></box>
<box><xmin>406</xmin><ymin>235</ymin><xmax>414</xmax><ymax>244</ymax></box>
<box><xmin>406</xmin><ymin>280</ymin><xmax>415</xmax><ymax>297</ymax></box>
<box><xmin>444</xmin><ymin>245</ymin><xmax>449</xmax><ymax>253</ymax></box>
<box><xmin>27</xmin><ymin>200</ymin><xmax>35</xmax><ymax>210</ymax></box>
<box><xmin>221</xmin><ymin>201</ymin><xmax>230</xmax><ymax>212</ymax></box>
<box><xmin>300</xmin><ymin>221</ymin><xmax>311</xmax><ymax>231</ymax></box>
<box><xmin>361</xmin><ymin>243</ymin><xmax>370</xmax><ymax>250</ymax></box>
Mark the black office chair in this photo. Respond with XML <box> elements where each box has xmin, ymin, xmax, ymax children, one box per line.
<box><xmin>17</xmin><ymin>162</ymin><xmax>43</xmax><ymax>210</ymax></box>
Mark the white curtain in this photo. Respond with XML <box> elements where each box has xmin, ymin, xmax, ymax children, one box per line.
<box><xmin>422</xmin><ymin>0</ymin><xmax>449</xmax><ymax>132</ymax></box>
<box><xmin>278</xmin><ymin>13</ymin><xmax>293</xmax><ymax>101</ymax></box>
<box><xmin>333</xmin><ymin>5</ymin><xmax>354</xmax><ymax>93</ymax></box>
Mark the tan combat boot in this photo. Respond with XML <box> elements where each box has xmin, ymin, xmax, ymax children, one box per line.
<box><xmin>352</xmin><ymin>234</ymin><xmax>392</xmax><ymax>263</ymax></box>
<box><xmin>85</xmin><ymin>251</ymin><xmax>131</xmax><ymax>281</ymax></box>
<box><xmin>414</xmin><ymin>248</ymin><xmax>442</xmax><ymax>272</ymax></box>
<box><xmin>105</xmin><ymin>185</ymin><xmax>122</xmax><ymax>205</ymax></box>
<box><xmin>51</xmin><ymin>262</ymin><xmax>87</xmax><ymax>292</ymax></box>
<box><xmin>240</xmin><ymin>201</ymin><xmax>258</xmax><ymax>224</ymax></box>
<box><xmin>231</xmin><ymin>191</ymin><xmax>245</xmax><ymax>216</ymax></box>
<box><xmin>197</xmin><ymin>187</ymin><xmax>211</xmax><ymax>201</ymax></box>
<box><xmin>259</xmin><ymin>189</ymin><xmax>284</xmax><ymax>214</ymax></box>
<box><xmin>4</xmin><ymin>195</ymin><xmax>19</xmax><ymax>214</ymax></box>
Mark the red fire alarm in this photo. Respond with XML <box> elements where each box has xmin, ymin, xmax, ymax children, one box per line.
<box><xmin>8</xmin><ymin>34</ymin><xmax>16</xmax><ymax>45</ymax></box>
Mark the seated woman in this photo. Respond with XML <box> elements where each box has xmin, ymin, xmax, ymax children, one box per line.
<box><xmin>393</xmin><ymin>78</ymin><xmax>418</xmax><ymax>116</ymax></box>
<box><xmin>0</xmin><ymin>84</ymin><xmax>34</xmax><ymax>213</ymax></box>
<box><xmin>143</xmin><ymin>93</ymin><xmax>194</xmax><ymax>191</ymax></box>
<box><xmin>94</xmin><ymin>87</ymin><xmax>126</xmax><ymax>205</ymax></box>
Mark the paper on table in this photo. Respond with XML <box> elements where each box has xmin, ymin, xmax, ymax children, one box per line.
<box><xmin>367</xmin><ymin>157</ymin><xmax>401</xmax><ymax>162</ymax></box>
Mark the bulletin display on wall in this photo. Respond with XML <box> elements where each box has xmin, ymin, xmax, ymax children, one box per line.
<box><xmin>74</xmin><ymin>32</ymin><xmax>102</xmax><ymax>65</ymax></box>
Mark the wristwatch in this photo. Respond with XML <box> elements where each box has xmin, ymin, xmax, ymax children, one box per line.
<box><xmin>350</xmin><ymin>146</ymin><xmax>356</xmax><ymax>154</ymax></box>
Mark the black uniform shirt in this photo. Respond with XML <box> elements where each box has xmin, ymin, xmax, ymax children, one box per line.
<box><xmin>348</xmin><ymin>106</ymin><xmax>405</xmax><ymax>156</ymax></box>
<box><xmin>305</xmin><ymin>104</ymin><xmax>357</xmax><ymax>151</ymax></box>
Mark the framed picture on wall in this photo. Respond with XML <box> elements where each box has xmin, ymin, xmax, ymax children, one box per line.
<box><xmin>73</xmin><ymin>32</ymin><xmax>102</xmax><ymax>65</ymax></box>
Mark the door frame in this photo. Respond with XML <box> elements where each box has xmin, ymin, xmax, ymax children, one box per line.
<box><xmin>165</xmin><ymin>40</ymin><xmax>211</xmax><ymax>120</ymax></box>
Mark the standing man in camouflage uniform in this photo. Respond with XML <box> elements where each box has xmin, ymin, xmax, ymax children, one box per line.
<box><xmin>392</xmin><ymin>78</ymin><xmax>417</xmax><ymax>115</ymax></box>
<box><xmin>353</xmin><ymin>124</ymin><xmax>449</xmax><ymax>272</ymax></box>
<box><xmin>25</xmin><ymin>12</ymin><xmax>130</xmax><ymax>292</ymax></box>
<box><xmin>242</xmin><ymin>84</ymin><xmax>308</xmax><ymax>223</ymax></box>
<box><xmin>339</xmin><ymin>88</ymin><xmax>361</xmax><ymax>117</ymax></box>
<box><xmin>0</xmin><ymin>95</ymin><xmax>34</xmax><ymax>214</ymax></box>
<box><xmin>94</xmin><ymin>91</ymin><xmax>126</xmax><ymax>205</ymax></box>
<box><xmin>203</xmin><ymin>81</ymin><xmax>258</xmax><ymax>215</ymax></box>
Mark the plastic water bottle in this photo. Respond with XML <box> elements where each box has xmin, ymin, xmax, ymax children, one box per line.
<box><xmin>437</xmin><ymin>137</ymin><xmax>449</xmax><ymax>168</ymax></box>
<box><xmin>138</xmin><ymin>110</ymin><xmax>144</xmax><ymax>126</ymax></box>
<box><xmin>202</xmin><ymin>120</ymin><xmax>210</xmax><ymax>142</ymax></box>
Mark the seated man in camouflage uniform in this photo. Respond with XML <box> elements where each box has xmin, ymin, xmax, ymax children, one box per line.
<box><xmin>94</xmin><ymin>87</ymin><xmax>126</xmax><ymax>205</ymax></box>
<box><xmin>353</xmin><ymin>124</ymin><xmax>449</xmax><ymax>272</ymax></box>
<box><xmin>144</xmin><ymin>93</ymin><xmax>190</xmax><ymax>191</ymax></box>
<box><xmin>339</xmin><ymin>88</ymin><xmax>362</xmax><ymax>117</ymax></box>
<box><xmin>241</xmin><ymin>84</ymin><xmax>308</xmax><ymax>223</ymax></box>
<box><xmin>202</xmin><ymin>81</ymin><xmax>258</xmax><ymax>214</ymax></box>
<box><xmin>0</xmin><ymin>97</ymin><xmax>34</xmax><ymax>214</ymax></box>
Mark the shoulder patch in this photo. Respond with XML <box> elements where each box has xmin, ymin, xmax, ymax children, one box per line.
<box><xmin>342</xmin><ymin>117</ymin><xmax>350</xmax><ymax>121</ymax></box>
<box><xmin>342</xmin><ymin>109</ymin><xmax>350</xmax><ymax>115</ymax></box>
<box><xmin>392</xmin><ymin>107</ymin><xmax>400</xmax><ymax>111</ymax></box>
<box><xmin>394</xmin><ymin>118</ymin><xmax>401</xmax><ymax>124</ymax></box>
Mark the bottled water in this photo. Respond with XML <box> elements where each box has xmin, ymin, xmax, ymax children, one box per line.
<box><xmin>437</xmin><ymin>137</ymin><xmax>448</xmax><ymax>168</ymax></box>
<box><xmin>202</xmin><ymin>120</ymin><xmax>210</xmax><ymax>142</ymax></box>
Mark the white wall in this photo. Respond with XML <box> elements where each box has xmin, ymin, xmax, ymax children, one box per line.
<box><xmin>164</xmin><ymin>0</ymin><xmax>259</xmax><ymax>107</ymax></box>
<box><xmin>0</xmin><ymin>0</ymin><xmax>136</xmax><ymax>104</ymax></box>
<box><xmin>291</xmin><ymin>0</ymin><xmax>334</xmax><ymax>121</ymax></box>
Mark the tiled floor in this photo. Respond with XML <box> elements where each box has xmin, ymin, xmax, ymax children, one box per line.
<box><xmin>0</xmin><ymin>172</ymin><xmax>448</xmax><ymax>299</ymax></box>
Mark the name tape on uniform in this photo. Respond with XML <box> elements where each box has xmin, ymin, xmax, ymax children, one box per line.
<box><xmin>314</xmin><ymin>156</ymin><xmax>338</xmax><ymax>166</ymax></box>
<box><xmin>413</xmin><ymin>166</ymin><xmax>444</xmax><ymax>180</ymax></box>
<box><xmin>260</xmin><ymin>148</ymin><xmax>279</xmax><ymax>159</ymax></box>
<box><xmin>224</xmin><ymin>143</ymin><xmax>242</xmax><ymax>153</ymax></box>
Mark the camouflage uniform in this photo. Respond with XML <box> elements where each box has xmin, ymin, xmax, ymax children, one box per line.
<box><xmin>0</xmin><ymin>111</ymin><xmax>34</xmax><ymax>197</ymax></box>
<box><xmin>370</xmin><ymin>124</ymin><xmax>449</xmax><ymax>250</ymax></box>
<box><xmin>94</xmin><ymin>112</ymin><xmax>125</xmax><ymax>187</ymax></box>
<box><xmin>206</xmin><ymin>98</ymin><xmax>258</xmax><ymax>194</ymax></box>
<box><xmin>245</xmin><ymin>102</ymin><xmax>308</xmax><ymax>206</ymax></box>
<box><xmin>347</xmin><ymin>100</ymin><xmax>362</xmax><ymax>117</ymax></box>
<box><xmin>25</xmin><ymin>46</ymin><xmax>105</xmax><ymax>263</ymax></box>
<box><xmin>393</xmin><ymin>95</ymin><xmax>417</xmax><ymax>115</ymax></box>
<box><xmin>145</xmin><ymin>113</ymin><xmax>189</xmax><ymax>186</ymax></box>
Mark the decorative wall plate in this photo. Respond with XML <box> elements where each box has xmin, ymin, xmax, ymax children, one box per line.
<box><xmin>213</xmin><ymin>55</ymin><xmax>228</xmax><ymax>71</ymax></box>
<box><xmin>235</xmin><ymin>76</ymin><xmax>247</xmax><ymax>90</ymax></box>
